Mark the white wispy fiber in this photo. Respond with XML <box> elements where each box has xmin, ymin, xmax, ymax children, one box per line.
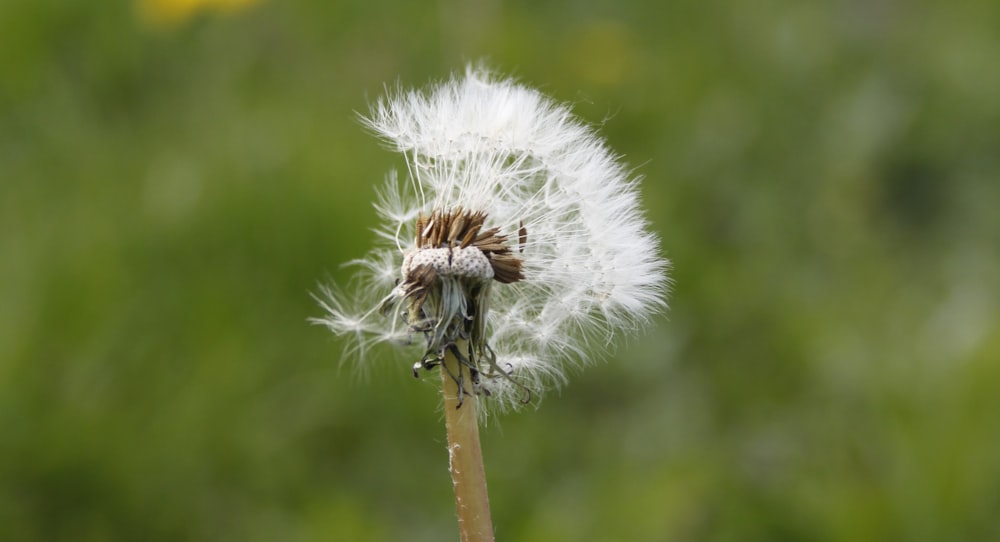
<box><xmin>315</xmin><ymin>65</ymin><xmax>669</xmax><ymax>410</ymax></box>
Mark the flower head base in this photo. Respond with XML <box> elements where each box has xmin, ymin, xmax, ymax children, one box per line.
<box><xmin>403</xmin><ymin>208</ymin><xmax>524</xmax><ymax>287</ymax></box>
<box><xmin>315</xmin><ymin>65</ymin><xmax>669</xmax><ymax>410</ymax></box>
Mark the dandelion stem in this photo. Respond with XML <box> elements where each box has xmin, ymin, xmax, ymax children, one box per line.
<box><xmin>441</xmin><ymin>339</ymin><xmax>494</xmax><ymax>542</ymax></box>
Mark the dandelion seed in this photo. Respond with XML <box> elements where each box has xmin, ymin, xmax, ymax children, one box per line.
<box><xmin>314</xmin><ymin>64</ymin><xmax>669</xmax><ymax>411</ymax></box>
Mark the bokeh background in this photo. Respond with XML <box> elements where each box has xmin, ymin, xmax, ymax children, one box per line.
<box><xmin>3</xmin><ymin>0</ymin><xmax>1000</xmax><ymax>540</ymax></box>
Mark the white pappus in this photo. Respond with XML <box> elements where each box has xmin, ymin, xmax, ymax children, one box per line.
<box><xmin>314</xmin><ymin>65</ymin><xmax>669</xmax><ymax>410</ymax></box>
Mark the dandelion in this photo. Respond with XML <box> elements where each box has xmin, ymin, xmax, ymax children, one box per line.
<box><xmin>317</xmin><ymin>65</ymin><xmax>668</xmax><ymax>408</ymax></box>
<box><xmin>314</xmin><ymin>65</ymin><xmax>668</xmax><ymax>541</ymax></box>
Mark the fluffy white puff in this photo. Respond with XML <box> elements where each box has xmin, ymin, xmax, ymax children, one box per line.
<box><xmin>316</xmin><ymin>65</ymin><xmax>669</xmax><ymax>409</ymax></box>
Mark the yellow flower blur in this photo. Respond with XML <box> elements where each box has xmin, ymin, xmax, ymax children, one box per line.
<box><xmin>137</xmin><ymin>0</ymin><xmax>263</xmax><ymax>27</ymax></box>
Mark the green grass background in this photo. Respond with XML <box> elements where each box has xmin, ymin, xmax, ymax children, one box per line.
<box><xmin>3</xmin><ymin>0</ymin><xmax>1000</xmax><ymax>540</ymax></box>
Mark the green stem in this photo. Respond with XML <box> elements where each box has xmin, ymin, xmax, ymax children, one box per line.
<box><xmin>441</xmin><ymin>340</ymin><xmax>494</xmax><ymax>542</ymax></box>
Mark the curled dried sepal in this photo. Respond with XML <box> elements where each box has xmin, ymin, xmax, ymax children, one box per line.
<box><xmin>394</xmin><ymin>208</ymin><xmax>529</xmax><ymax>404</ymax></box>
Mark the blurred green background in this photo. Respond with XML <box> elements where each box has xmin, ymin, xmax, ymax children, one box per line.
<box><xmin>3</xmin><ymin>0</ymin><xmax>1000</xmax><ymax>540</ymax></box>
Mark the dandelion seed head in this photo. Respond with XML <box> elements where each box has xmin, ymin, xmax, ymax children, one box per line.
<box><xmin>317</xmin><ymin>64</ymin><xmax>669</xmax><ymax>411</ymax></box>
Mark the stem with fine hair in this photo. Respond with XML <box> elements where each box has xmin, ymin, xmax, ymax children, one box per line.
<box><xmin>441</xmin><ymin>339</ymin><xmax>494</xmax><ymax>542</ymax></box>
